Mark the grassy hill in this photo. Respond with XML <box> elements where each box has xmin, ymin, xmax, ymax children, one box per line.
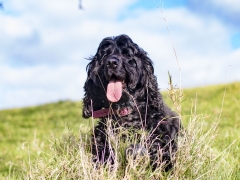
<box><xmin>0</xmin><ymin>82</ymin><xmax>239</xmax><ymax>179</ymax></box>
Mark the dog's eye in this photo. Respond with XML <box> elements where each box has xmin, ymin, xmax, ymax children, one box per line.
<box><xmin>100</xmin><ymin>42</ymin><xmax>112</xmax><ymax>54</ymax></box>
<box><xmin>100</xmin><ymin>47</ymin><xmax>112</xmax><ymax>59</ymax></box>
<box><xmin>122</xmin><ymin>49</ymin><xmax>132</xmax><ymax>58</ymax></box>
<box><xmin>128</xmin><ymin>59</ymin><xmax>136</xmax><ymax>67</ymax></box>
<box><xmin>101</xmin><ymin>42</ymin><xmax>111</xmax><ymax>49</ymax></box>
<box><xmin>126</xmin><ymin>54</ymin><xmax>131</xmax><ymax>58</ymax></box>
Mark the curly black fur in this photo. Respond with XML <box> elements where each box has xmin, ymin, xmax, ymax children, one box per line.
<box><xmin>83</xmin><ymin>34</ymin><xmax>180</xmax><ymax>171</ymax></box>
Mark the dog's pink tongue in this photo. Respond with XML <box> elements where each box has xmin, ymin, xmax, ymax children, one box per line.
<box><xmin>107</xmin><ymin>79</ymin><xmax>123</xmax><ymax>102</ymax></box>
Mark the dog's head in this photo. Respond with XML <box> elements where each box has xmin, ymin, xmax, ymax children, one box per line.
<box><xmin>83</xmin><ymin>34</ymin><xmax>156</xmax><ymax>118</ymax></box>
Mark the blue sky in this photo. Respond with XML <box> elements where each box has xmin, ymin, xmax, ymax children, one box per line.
<box><xmin>0</xmin><ymin>0</ymin><xmax>240</xmax><ymax>109</ymax></box>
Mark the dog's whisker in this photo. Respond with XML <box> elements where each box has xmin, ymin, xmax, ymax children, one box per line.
<box><xmin>97</xmin><ymin>73</ymin><xmax>106</xmax><ymax>94</ymax></box>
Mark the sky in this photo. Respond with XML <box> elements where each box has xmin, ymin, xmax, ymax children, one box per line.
<box><xmin>0</xmin><ymin>0</ymin><xmax>240</xmax><ymax>109</ymax></box>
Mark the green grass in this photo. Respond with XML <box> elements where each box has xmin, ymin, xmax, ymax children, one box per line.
<box><xmin>168</xmin><ymin>82</ymin><xmax>240</xmax><ymax>161</ymax></box>
<box><xmin>0</xmin><ymin>82</ymin><xmax>239</xmax><ymax>179</ymax></box>
<box><xmin>0</xmin><ymin>101</ymin><xmax>86</xmax><ymax>178</ymax></box>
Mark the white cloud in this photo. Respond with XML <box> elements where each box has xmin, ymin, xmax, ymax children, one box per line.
<box><xmin>211</xmin><ymin>0</ymin><xmax>240</xmax><ymax>12</ymax></box>
<box><xmin>0</xmin><ymin>0</ymin><xmax>239</xmax><ymax>109</ymax></box>
<box><xmin>0</xmin><ymin>64</ymin><xmax>86</xmax><ymax>109</ymax></box>
<box><xmin>1</xmin><ymin>17</ymin><xmax>31</xmax><ymax>38</ymax></box>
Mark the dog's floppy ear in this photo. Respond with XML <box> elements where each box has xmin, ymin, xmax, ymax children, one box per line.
<box><xmin>82</xmin><ymin>66</ymin><xmax>94</xmax><ymax>118</ymax></box>
<box><xmin>139</xmin><ymin>51</ymin><xmax>163</xmax><ymax>110</ymax></box>
<box><xmin>82</xmin><ymin>58</ymin><xmax>99</xmax><ymax>118</ymax></box>
<box><xmin>83</xmin><ymin>37</ymin><xmax>111</xmax><ymax>118</ymax></box>
<box><xmin>139</xmin><ymin>50</ymin><xmax>154</xmax><ymax>75</ymax></box>
<box><xmin>136</xmin><ymin>49</ymin><xmax>155</xmax><ymax>87</ymax></box>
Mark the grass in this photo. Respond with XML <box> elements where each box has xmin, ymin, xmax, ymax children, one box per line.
<box><xmin>0</xmin><ymin>101</ymin><xmax>85</xmax><ymax>179</ymax></box>
<box><xmin>0</xmin><ymin>82</ymin><xmax>239</xmax><ymax>179</ymax></box>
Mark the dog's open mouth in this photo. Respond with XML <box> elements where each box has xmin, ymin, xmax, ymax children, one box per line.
<box><xmin>106</xmin><ymin>76</ymin><xmax>125</xmax><ymax>102</ymax></box>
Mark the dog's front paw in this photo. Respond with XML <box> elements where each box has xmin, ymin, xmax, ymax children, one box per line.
<box><xmin>83</xmin><ymin>106</ymin><xmax>92</xmax><ymax>118</ymax></box>
<box><xmin>125</xmin><ymin>144</ymin><xmax>148</xmax><ymax>161</ymax></box>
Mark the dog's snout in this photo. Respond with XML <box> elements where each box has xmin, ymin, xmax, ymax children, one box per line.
<box><xmin>107</xmin><ymin>58</ymin><xmax>119</xmax><ymax>69</ymax></box>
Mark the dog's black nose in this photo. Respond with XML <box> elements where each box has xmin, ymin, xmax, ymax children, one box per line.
<box><xmin>107</xmin><ymin>58</ymin><xmax>119</xmax><ymax>69</ymax></box>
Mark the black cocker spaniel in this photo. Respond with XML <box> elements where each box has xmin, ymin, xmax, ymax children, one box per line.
<box><xmin>83</xmin><ymin>34</ymin><xmax>180</xmax><ymax>171</ymax></box>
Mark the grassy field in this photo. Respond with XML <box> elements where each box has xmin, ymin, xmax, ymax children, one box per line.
<box><xmin>0</xmin><ymin>82</ymin><xmax>239</xmax><ymax>179</ymax></box>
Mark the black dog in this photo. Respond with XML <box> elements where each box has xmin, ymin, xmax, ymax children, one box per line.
<box><xmin>83</xmin><ymin>34</ymin><xmax>180</xmax><ymax>171</ymax></box>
